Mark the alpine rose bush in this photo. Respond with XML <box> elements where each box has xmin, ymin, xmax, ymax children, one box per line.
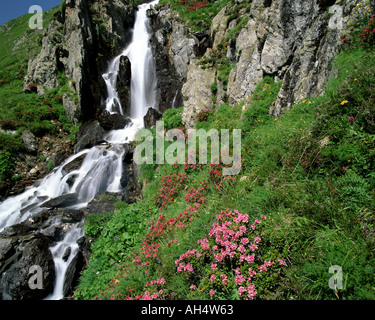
<box><xmin>175</xmin><ymin>210</ymin><xmax>287</xmax><ymax>300</ymax></box>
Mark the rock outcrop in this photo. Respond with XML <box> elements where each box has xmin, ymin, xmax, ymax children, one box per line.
<box><xmin>221</xmin><ymin>0</ymin><xmax>365</xmax><ymax>116</ymax></box>
<box><xmin>149</xmin><ymin>0</ymin><xmax>366</xmax><ymax>123</ymax></box>
<box><xmin>181</xmin><ymin>60</ymin><xmax>216</xmax><ymax>128</ymax></box>
<box><xmin>24</xmin><ymin>0</ymin><xmax>136</xmax><ymax>122</ymax></box>
<box><xmin>0</xmin><ymin>228</ymin><xmax>55</xmax><ymax>300</ymax></box>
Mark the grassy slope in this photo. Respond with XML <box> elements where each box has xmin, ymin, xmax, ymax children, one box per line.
<box><xmin>0</xmin><ymin>6</ymin><xmax>79</xmax><ymax>180</ymax></box>
<box><xmin>75</xmin><ymin>39</ymin><xmax>375</xmax><ymax>299</ymax></box>
<box><xmin>65</xmin><ymin>1</ymin><xmax>374</xmax><ymax>300</ymax></box>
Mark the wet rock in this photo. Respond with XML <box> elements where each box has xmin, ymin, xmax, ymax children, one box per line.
<box><xmin>0</xmin><ymin>234</ymin><xmax>55</xmax><ymax>300</ymax></box>
<box><xmin>41</xmin><ymin>193</ymin><xmax>80</xmax><ymax>209</ymax></box>
<box><xmin>86</xmin><ymin>194</ymin><xmax>116</xmax><ymax>215</ymax></box>
<box><xmin>74</xmin><ymin>120</ymin><xmax>106</xmax><ymax>153</ymax></box>
<box><xmin>62</xmin><ymin>246</ymin><xmax>71</xmax><ymax>262</ymax></box>
<box><xmin>40</xmin><ymin>225</ymin><xmax>64</xmax><ymax>242</ymax></box>
<box><xmin>61</xmin><ymin>209</ymin><xmax>85</xmax><ymax>223</ymax></box>
<box><xmin>0</xmin><ymin>224</ymin><xmax>36</xmax><ymax>238</ymax></box>
<box><xmin>62</xmin><ymin>153</ymin><xmax>87</xmax><ymax>175</ymax></box>
<box><xmin>117</xmin><ymin>56</ymin><xmax>132</xmax><ymax>116</ymax></box>
<box><xmin>144</xmin><ymin>108</ymin><xmax>162</xmax><ymax>129</ymax></box>
<box><xmin>97</xmin><ymin>110</ymin><xmax>131</xmax><ymax>131</ymax></box>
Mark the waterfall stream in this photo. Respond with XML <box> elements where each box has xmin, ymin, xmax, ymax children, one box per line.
<box><xmin>0</xmin><ymin>0</ymin><xmax>158</xmax><ymax>300</ymax></box>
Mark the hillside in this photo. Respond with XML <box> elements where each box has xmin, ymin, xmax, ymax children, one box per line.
<box><xmin>74</xmin><ymin>0</ymin><xmax>375</xmax><ymax>300</ymax></box>
<box><xmin>0</xmin><ymin>5</ymin><xmax>79</xmax><ymax>199</ymax></box>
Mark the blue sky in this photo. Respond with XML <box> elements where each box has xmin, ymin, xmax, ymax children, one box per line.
<box><xmin>0</xmin><ymin>1</ymin><xmax>61</xmax><ymax>26</ymax></box>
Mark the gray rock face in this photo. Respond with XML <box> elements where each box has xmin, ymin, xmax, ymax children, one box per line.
<box><xmin>227</xmin><ymin>18</ymin><xmax>263</xmax><ymax>106</ymax></box>
<box><xmin>22</xmin><ymin>130</ymin><xmax>38</xmax><ymax>154</ymax></box>
<box><xmin>148</xmin><ymin>4</ymin><xmax>199</xmax><ymax>113</ymax></box>
<box><xmin>23</xmin><ymin>0</ymin><xmax>136</xmax><ymax>121</ymax></box>
<box><xmin>152</xmin><ymin>0</ymin><xmax>364</xmax><ymax>121</ymax></box>
<box><xmin>74</xmin><ymin>120</ymin><xmax>106</xmax><ymax>153</ymax></box>
<box><xmin>116</xmin><ymin>56</ymin><xmax>132</xmax><ymax>116</ymax></box>
<box><xmin>144</xmin><ymin>108</ymin><xmax>162</xmax><ymax>129</ymax></box>
<box><xmin>181</xmin><ymin>60</ymin><xmax>216</xmax><ymax>128</ymax></box>
<box><xmin>222</xmin><ymin>0</ymin><xmax>364</xmax><ymax>116</ymax></box>
<box><xmin>0</xmin><ymin>233</ymin><xmax>55</xmax><ymax>300</ymax></box>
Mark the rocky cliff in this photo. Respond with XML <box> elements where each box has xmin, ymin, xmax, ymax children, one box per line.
<box><xmin>24</xmin><ymin>0</ymin><xmax>136</xmax><ymax>123</ymax></box>
<box><xmin>147</xmin><ymin>0</ymin><xmax>367</xmax><ymax>127</ymax></box>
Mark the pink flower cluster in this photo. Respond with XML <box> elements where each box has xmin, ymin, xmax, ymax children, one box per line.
<box><xmin>176</xmin><ymin>210</ymin><xmax>287</xmax><ymax>300</ymax></box>
<box><xmin>155</xmin><ymin>174</ymin><xmax>188</xmax><ymax>210</ymax></box>
<box><xmin>360</xmin><ymin>14</ymin><xmax>375</xmax><ymax>48</ymax></box>
<box><xmin>184</xmin><ymin>180</ymin><xmax>208</xmax><ymax>203</ymax></box>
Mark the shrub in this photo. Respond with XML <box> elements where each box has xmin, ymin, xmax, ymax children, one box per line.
<box><xmin>0</xmin><ymin>151</ymin><xmax>14</xmax><ymax>179</ymax></box>
<box><xmin>177</xmin><ymin>210</ymin><xmax>287</xmax><ymax>300</ymax></box>
<box><xmin>162</xmin><ymin>107</ymin><xmax>184</xmax><ymax>130</ymax></box>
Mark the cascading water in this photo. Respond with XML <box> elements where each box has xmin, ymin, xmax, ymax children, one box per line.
<box><xmin>0</xmin><ymin>0</ymin><xmax>158</xmax><ymax>300</ymax></box>
<box><xmin>104</xmin><ymin>0</ymin><xmax>158</xmax><ymax>144</ymax></box>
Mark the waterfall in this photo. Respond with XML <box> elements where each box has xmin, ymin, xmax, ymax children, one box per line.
<box><xmin>0</xmin><ymin>0</ymin><xmax>158</xmax><ymax>300</ymax></box>
<box><xmin>105</xmin><ymin>0</ymin><xmax>158</xmax><ymax>144</ymax></box>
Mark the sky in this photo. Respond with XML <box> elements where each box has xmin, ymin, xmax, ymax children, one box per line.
<box><xmin>0</xmin><ymin>0</ymin><xmax>61</xmax><ymax>26</ymax></box>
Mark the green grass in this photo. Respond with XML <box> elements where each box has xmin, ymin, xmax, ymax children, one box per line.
<box><xmin>75</xmin><ymin>41</ymin><xmax>375</xmax><ymax>300</ymax></box>
<box><xmin>159</xmin><ymin>0</ymin><xmax>232</xmax><ymax>32</ymax></box>
<box><xmin>0</xmin><ymin>6</ymin><xmax>80</xmax><ymax>178</ymax></box>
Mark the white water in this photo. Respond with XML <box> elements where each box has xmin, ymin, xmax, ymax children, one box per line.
<box><xmin>0</xmin><ymin>0</ymin><xmax>158</xmax><ymax>300</ymax></box>
<box><xmin>105</xmin><ymin>0</ymin><xmax>158</xmax><ymax>144</ymax></box>
<box><xmin>44</xmin><ymin>224</ymin><xmax>84</xmax><ymax>300</ymax></box>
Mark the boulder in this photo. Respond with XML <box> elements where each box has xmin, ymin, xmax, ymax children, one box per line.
<box><xmin>22</xmin><ymin>130</ymin><xmax>38</xmax><ymax>154</ymax></box>
<box><xmin>41</xmin><ymin>193</ymin><xmax>80</xmax><ymax>209</ymax></box>
<box><xmin>144</xmin><ymin>108</ymin><xmax>162</xmax><ymax>129</ymax></box>
<box><xmin>62</xmin><ymin>153</ymin><xmax>87</xmax><ymax>175</ymax></box>
<box><xmin>0</xmin><ymin>234</ymin><xmax>55</xmax><ymax>300</ymax></box>
<box><xmin>97</xmin><ymin>110</ymin><xmax>131</xmax><ymax>131</ymax></box>
<box><xmin>74</xmin><ymin>120</ymin><xmax>106</xmax><ymax>153</ymax></box>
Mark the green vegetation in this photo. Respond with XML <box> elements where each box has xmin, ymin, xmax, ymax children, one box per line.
<box><xmin>75</xmin><ymin>12</ymin><xmax>375</xmax><ymax>300</ymax></box>
<box><xmin>0</xmin><ymin>6</ymin><xmax>80</xmax><ymax>178</ymax></box>
<box><xmin>159</xmin><ymin>0</ymin><xmax>232</xmax><ymax>32</ymax></box>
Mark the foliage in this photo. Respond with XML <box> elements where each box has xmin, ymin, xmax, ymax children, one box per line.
<box><xmin>0</xmin><ymin>6</ymin><xmax>80</xmax><ymax>178</ymax></box>
<box><xmin>75</xmin><ymin>0</ymin><xmax>375</xmax><ymax>302</ymax></box>
<box><xmin>0</xmin><ymin>151</ymin><xmax>14</xmax><ymax>179</ymax></box>
<box><xmin>162</xmin><ymin>107</ymin><xmax>184</xmax><ymax>130</ymax></box>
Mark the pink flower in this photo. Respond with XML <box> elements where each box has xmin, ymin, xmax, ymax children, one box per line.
<box><xmin>247</xmin><ymin>284</ymin><xmax>257</xmax><ymax>300</ymax></box>
<box><xmin>250</xmin><ymin>244</ymin><xmax>258</xmax><ymax>252</ymax></box>
<box><xmin>278</xmin><ymin>259</ymin><xmax>286</xmax><ymax>266</ymax></box>
<box><xmin>259</xmin><ymin>264</ymin><xmax>267</xmax><ymax>272</ymax></box>
<box><xmin>209</xmin><ymin>289</ymin><xmax>216</xmax><ymax>297</ymax></box>
<box><xmin>248</xmin><ymin>268</ymin><xmax>256</xmax><ymax>277</ymax></box>
<box><xmin>238</xmin><ymin>245</ymin><xmax>246</xmax><ymax>253</ymax></box>
<box><xmin>246</xmin><ymin>255</ymin><xmax>255</xmax><ymax>264</ymax></box>
<box><xmin>238</xmin><ymin>286</ymin><xmax>247</xmax><ymax>296</ymax></box>
<box><xmin>241</xmin><ymin>237</ymin><xmax>249</xmax><ymax>245</ymax></box>
<box><xmin>210</xmin><ymin>274</ymin><xmax>217</xmax><ymax>282</ymax></box>
<box><xmin>235</xmin><ymin>274</ymin><xmax>245</xmax><ymax>285</ymax></box>
<box><xmin>348</xmin><ymin>116</ymin><xmax>354</xmax><ymax>121</ymax></box>
<box><xmin>190</xmin><ymin>285</ymin><xmax>196</xmax><ymax>290</ymax></box>
<box><xmin>253</xmin><ymin>237</ymin><xmax>261</xmax><ymax>244</ymax></box>
<box><xmin>211</xmin><ymin>263</ymin><xmax>217</xmax><ymax>270</ymax></box>
<box><xmin>261</xmin><ymin>215</ymin><xmax>267</xmax><ymax>220</ymax></box>
<box><xmin>264</xmin><ymin>260</ymin><xmax>274</xmax><ymax>267</ymax></box>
